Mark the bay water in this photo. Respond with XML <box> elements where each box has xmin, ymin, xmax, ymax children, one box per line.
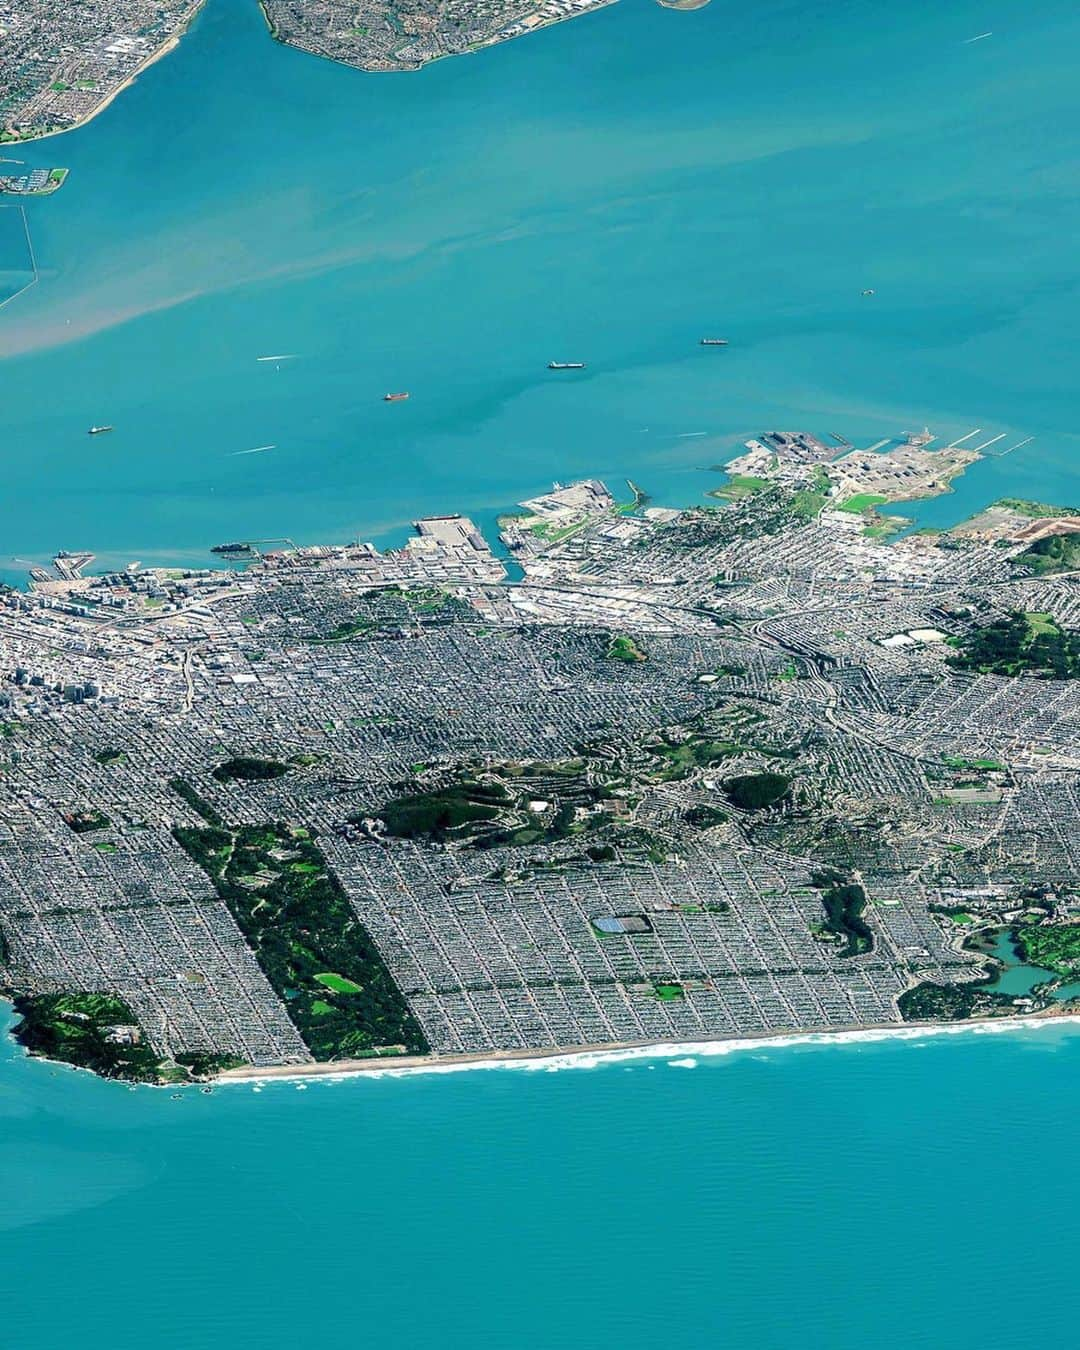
<box><xmin>1</xmin><ymin>0</ymin><xmax>1077</xmax><ymax>574</ymax></box>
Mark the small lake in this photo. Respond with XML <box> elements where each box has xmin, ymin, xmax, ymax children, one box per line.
<box><xmin>979</xmin><ymin>928</ymin><xmax>1080</xmax><ymax>1002</ymax></box>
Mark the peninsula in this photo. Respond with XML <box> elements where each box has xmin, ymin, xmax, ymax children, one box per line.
<box><xmin>1</xmin><ymin>436</ymin><xmax>1078</xmax><ymax>1083</ymax></box>
<box><xmin>1</xmin><ymin>0</ymin><xmax>643</xmax><ymax>143</ymax></box>
<box><xmin>259</xmin><ymin>0</ymin><xmax>619</xmax><ymax>73</ymax></box>
<box><xmin>0</xmin><ymin>0</ymin><xmax>203</xmax><ymax>142</ymax></box>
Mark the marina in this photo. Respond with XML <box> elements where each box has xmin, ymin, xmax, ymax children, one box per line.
<box><xmin>0</xmin><ymin>166</ymin><xmax>68</xmax><ymax>195</ymax></box>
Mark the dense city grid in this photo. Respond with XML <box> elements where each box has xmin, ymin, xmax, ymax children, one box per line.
<box><xmin>0</xmin><ymin>0</ymin><xmax>202</xmax><ymax>140</ymax></box>
<box><xmin>1</xmin><ymin>438</ymin><xmax>1078</xmax><ymax>1079</ymax></box>
<box><xmin>262</xmin><ymin>0</ymin><xmax>616</xmax><ymax>71</ymax></box>
<box><xmin>0</xmin><ymin>0</ymin><xmax>616</xmax><ymax>140</ymax></box>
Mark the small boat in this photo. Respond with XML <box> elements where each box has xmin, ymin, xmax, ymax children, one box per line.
<box><xmin>861</xmin><ymin>289</ymin><xmax>875</xmax><ymax>297</ymax></box>
<box><xmin>699</xmin><ymin>338</ymin><xmax>728</xmax><ymax>346</ymax></box>
<box><xmin>383</xmin><ymin>392</ymin><xmax>409</xmax><ymax>402</ymax></box>
<box><xmin>548</xmin><ymin>361</ymin><xmax>586</xmax><ymax>370</ymax></box>
<box><xmin>87</xmin><ymin>424</ymin><xmax>114</xmax><ymax>435</ymax></box>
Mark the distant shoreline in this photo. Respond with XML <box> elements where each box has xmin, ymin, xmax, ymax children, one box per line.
<box><xmin>4</xmin><ymin>2</ymin><xmax>206</xmax><ymax>146</ymax></box>
<box><xmin>259</xmin><ymin>0</ymin><xmax>621</xmax><ymax>76</ymax></box>
<box><xmin>216</xmin><ymin>1008</ymin><xmax>1080</xmax><ymax>1084</ymax></box>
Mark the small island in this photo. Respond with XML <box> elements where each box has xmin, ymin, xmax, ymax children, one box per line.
<box><xmin>260</xmin><ymin>0</ymin><xmax>619</xmax><ymax>74</ymax></box>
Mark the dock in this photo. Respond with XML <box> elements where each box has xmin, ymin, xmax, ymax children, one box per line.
<box><xmin>53</xmin><ymin>551</ymin><xmax>95</xmax><ymax>580</ymax></box>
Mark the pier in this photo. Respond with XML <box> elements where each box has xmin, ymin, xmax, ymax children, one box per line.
<box><xmin>984</xmin><ymin>435</ymin><xmax>1035</xmax><ymax>459</ymax></box>
<box><xmin>970</xmin><ymin>432</ymin><xmax>1008</xmax><ymax>454</ymax></box>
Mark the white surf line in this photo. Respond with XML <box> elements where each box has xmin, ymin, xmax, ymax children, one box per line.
<box><xmin>216</xmin><ymin>1015</ymin><xmax>1080</xmax><ymax>1089</ymax></box>
<box><xmin>256</xmin><ymin>354</ymin><xmax>297</xmax><ymax>362</ymax></box>
<box><xmin>947</xmin><ymin>427</ymin><xmax>982</xmax><ymax>447</ymax></box>
<box><xmin>230</xmin><ymin>443</ymin><xmax>277</xmax><ymax>456</ymax></box>
<box><xmin>971</xmin><ymin>432</ymin><xmax>1007</xmax><ymax>453</ymax></box>
<box><xmin>963</xmin><ymin>31</ymin><xmax>993</xmax><ymax>43</ymax></box>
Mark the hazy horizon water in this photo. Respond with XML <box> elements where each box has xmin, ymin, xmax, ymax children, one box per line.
<box><xmin>1</xmin><ymin>0</ymin><xmax>1077</xmax><ymax>578</ymax></box>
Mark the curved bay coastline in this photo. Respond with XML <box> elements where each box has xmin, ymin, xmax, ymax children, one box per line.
<box><xmin>0</xmin><ymin>0</ymin><xmax>1077</xmax><ymax>582</ymax></box>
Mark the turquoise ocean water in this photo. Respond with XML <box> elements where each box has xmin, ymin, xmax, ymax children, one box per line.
<box><xmin>5</xmin><ymin>1008</ymin><xmax>1080</xmax><ymax>1349</ymax></box>
<box><xmin>1</xmin><ymin>0</ymin><xmax>1078</xmax><ymax>576</ymax></box>
<box><xmin>3</xmin><ymin>2</ymin><xmax>1080</xmax><ymax>1340</ymax></box>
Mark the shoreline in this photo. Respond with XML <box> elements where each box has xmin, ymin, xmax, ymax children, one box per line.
<box><xmin>0</xmin><ymin>168</ymin><xmax>69</xmax><ymax>199</ymax></box>
<box><xmin>6</xmin><ymin>1005</ymin><xmax>1080</xmax><ymax>1089</ymax></box>
<box><xmin>4</xmin><ymin>3</ymin><xmax>205</xmax><ymax>147</ymax></box>
<box><xmin>260</xmin><ymin>0</ymin><xmax>621</xmax><ymax>77</ymax></box>
<box><xmin>215</xmin><ymin>1008</ymin><xmax>1080</xmax><ymax>1085</ymax></box>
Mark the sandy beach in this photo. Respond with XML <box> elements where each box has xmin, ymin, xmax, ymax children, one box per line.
<box><xmin>8</xmin><ymin>3</ymin><xmax>205</xmax><ymax>146</ymax></box>
<box><xmin>216</xmin><ymin>1007</ymin><xmax>1080</xmax><ymax>1085</ymax></box>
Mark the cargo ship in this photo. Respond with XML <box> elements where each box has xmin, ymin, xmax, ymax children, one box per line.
<box><xmin>211</xmin><ymin>542</ymin><xmax>254</xmax><ymax>556</ymax></box>
<box><xmin>548</xmin><ymin>361</ymin><xmax>585</xmax><ymax>370</ymax></box>
<box><xmin>699</xmin><ymin>338</ymin><xmax>728</xmax><ymax>346</ymax></box>
<box><xmin>383</xmin><ymin>392</ymin><xmax>409</xmax><ymax>402</ymax></box>
<box><xmin>87</xmin><ymin>424</ymin><xmax>114</xmax><ymax>435</ymax></box>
